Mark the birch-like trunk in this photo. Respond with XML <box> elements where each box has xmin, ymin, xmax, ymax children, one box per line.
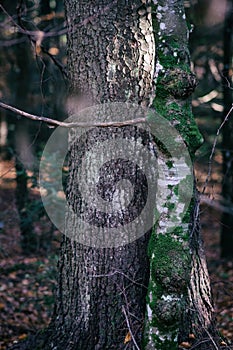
<box><xmin>144</xmin><ymin>1</ymin><xmax>219</xmax><ymax>349</ymax></box>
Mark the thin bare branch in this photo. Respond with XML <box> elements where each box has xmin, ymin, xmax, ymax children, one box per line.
<box><xmin>0</xmin><ymin>1</ymin><xmax>117</xmax><ymax>46</ymax></box>
<box><xmin>0</xmin><ymin>36</ymin><xmax>27</xmax><ymax>47</ymax></box>
<box><xmin>202</xmin><ymin>104</ymin><xmax>233</xmax><ymax>194</ymax></box>
<box><xmin>92</xmin><ymin>269</ymin><xmax>147</xmax><ymax>289</ymax></box>
<box><xmin>0</xmin><ymin>4</ymin><xmax>67</xmax><ymax>40</ymax></box>
<box><xmin>200</xmin><ymin>194</ymin><xmax>233</xmax><ymax>215</ymax></box>
<box><xmin>40</xmin><ymin>46</ymin><xmax>68</xmax><ymax>78</ymax></box>
<box><xmin>0</xmin><ymin>101</ymin><xmax>146</xmax><ymax>128</ymax></box>
<box><xmin>122</xmin><ymin>305</ymin><xmax>141</xmax><ymax>350</ymax></box>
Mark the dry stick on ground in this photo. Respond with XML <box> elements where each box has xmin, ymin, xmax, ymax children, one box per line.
<box><xmin>0</xmin><ymin>101</ymin><xmax>147</xmax><ymax>128</ymax></box>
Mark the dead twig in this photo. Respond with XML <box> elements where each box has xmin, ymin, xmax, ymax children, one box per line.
<box><xmin>202</xmin><ymin>104</ymin><xmax>233</xmax><ymax>195</ymax></box>
<box><xmin>122</xmin><ymin>305</ymin><xmax>140</xmax><ymax>350</ymax></box>
<box><xmin>92</xmin><ymin>269</ymin><xmax>147</xmax><ymax>289</ymax></box>
<box><xmin>0</xmin><ymin>101</ymin><xmax>146</xmax><ymax>128</ymax></box>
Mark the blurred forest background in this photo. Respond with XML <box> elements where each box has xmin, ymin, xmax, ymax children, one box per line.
<box><xmin>0</xmin><ymin>0</ymin><xmax>232</xmax><ymax>348</ymax></box>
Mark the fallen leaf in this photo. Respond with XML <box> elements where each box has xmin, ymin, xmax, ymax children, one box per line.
<box><xmin>18</xmin><ymin>334</ymin><xmax>27</xmax><ymax>340</ymax></box>
<box><xmin>179</xmin><ymin>342</ymin><xmax>191</xmax><ymax>349</ymax></box>
<box><xmin>220</xmin><ymin>341</ymin><xmax>227</xmax><ymax>346</ymax></box>
<box><xmin>188</xmin><ymin>333</ymin><xmax>195</xmax><ymax>339</ymax></box>
<box><xmin>124</xmin><ymin>332</ymin><xmax>131</xmax><ymax>344</ymax></box>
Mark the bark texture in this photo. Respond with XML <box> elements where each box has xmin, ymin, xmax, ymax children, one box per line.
<box><xmin>44</xmin><ymin>1</ymin><xmax>156</xmax><ymax>349</ymax></box>
<box><xmin>14</xmin><ymin>35</ymin><xmax>37</xmax><ymax>253</ymax></box>
<box><xmin>221</xmin><ymin>0</ymin><xmax>233</xmax><ymax>258</ymax></box>
<box><xmin>144</xmin><ymin>1</ymin><xmax>220</xmax><ymax>349</ymax></box>
<box><xmin>65</xmin><ymin>0</ymin><xmax>155</xmax><ymax>108</ymax></box>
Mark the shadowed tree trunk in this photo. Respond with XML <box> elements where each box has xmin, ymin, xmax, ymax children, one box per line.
<box><xmin>221</xmin><ymin>0</ymin><xmax>233</xmax><ymax>258</ymax></box>
<box><xmin>14</xmin><ymin>22</ymin><xmax>37</xmax><ymax>253</ymax></box>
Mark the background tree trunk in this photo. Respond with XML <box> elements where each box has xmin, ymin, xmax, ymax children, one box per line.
<box><xmin>221</xmin><ymin>0</ymin><xmax>233</xmax><ymax>258</ymax></box>
<box><xmin>14</xmin><ymin>17</ymin><xmax>37</xmax><ymax>253</ymax></box>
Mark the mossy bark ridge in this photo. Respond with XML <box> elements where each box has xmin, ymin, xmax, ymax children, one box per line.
<box><xmin>144</xmin><ymin>1</ymin><xmax>218</xmax><ymax>349</ymax></box>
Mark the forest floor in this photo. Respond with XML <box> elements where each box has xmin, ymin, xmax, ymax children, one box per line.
<box><xmin>0</xmin><ymin>148</ymin><xmax>233</xmax><ymax>349</ymax></box>
<box><xmin>0</xmin><ymin>159</ymin><xmax>60</xmax><ymax>349</ymax></box>
<box><xmin>195</xmin><ymin>156</ymin><xmax>233</xmax><ymax>345</ymax></box>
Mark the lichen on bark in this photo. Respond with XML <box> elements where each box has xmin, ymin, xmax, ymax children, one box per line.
<box><xmin>144</xmin><ymin>1</ymin><xmax>215</xmax><ymax>349</ymax></box>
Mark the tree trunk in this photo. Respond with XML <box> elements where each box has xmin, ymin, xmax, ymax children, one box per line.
<box><xmin>14</xmin><ymin>27</ymin><xmax>37</xmax><ymax>253</ymax></box>
<box><xmin>221</xmin><ymin>0</ymin><xmax>233</xmax><ymax>258</ymax></box>
<box><xmin>44</xmin><ymin>1</ymin><xmax>155</xmax><ymax>349</ymax></box>
<box><xmin>144</xmin><ymin>1</ymin><xmax>220</xmax><ymax>349</ymax></box>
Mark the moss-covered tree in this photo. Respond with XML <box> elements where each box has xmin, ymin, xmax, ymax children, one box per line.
<box><xmin>144</xmin><ymin>1</ymin><xmax>219</xmax><ymax>349</ymax></box>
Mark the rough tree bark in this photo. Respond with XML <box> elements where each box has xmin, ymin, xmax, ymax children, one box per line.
<box><xmin>44</xmin><ymin>1</ymin><xmax>156</xmax><ymax>349</ymax></box>
<box><xmin>144</xmin><ymin>1</ymin><xmax>220</xmax><ymax>349</ymax></box>
<box><xmin>14</xmin><ymin>23</ymin><xmax>37</xmax><ymax>253</ymax></box>
<box><xmin>12</xmin><ymin>1</ymin><xmax>224</xmax><ymax>349</ymax></box>
<box><xmin>221</xmin><ymin>0</ymin><xmax>233</xmax><ymax>258</ymax></box>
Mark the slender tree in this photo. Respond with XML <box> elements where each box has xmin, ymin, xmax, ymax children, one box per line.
<box><xmin>221</xmin><ymin>0</ymin><xmax>233</xmax><ymax>258</ymax></box>
<box><xmin>14</xmin><ymin>1</ymin><xmax>37</xmax><ymax>252</ymax></box>
<box><xmin>144</xmin><ymin>1</ymin><xmax>219</xmax><ymax>348</ymax></box>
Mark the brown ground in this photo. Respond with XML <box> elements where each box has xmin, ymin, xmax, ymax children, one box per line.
<box><xmin>195</xmin><ymin>166</ymin><xmax>233</xmax><ymax>344</ymax></box>
<box><xmin>0</xmin><ymin>159</ymin><xmax>60</xmax><ymax>349</ymax></box>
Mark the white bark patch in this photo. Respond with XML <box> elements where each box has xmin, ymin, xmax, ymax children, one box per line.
<box><xmin>147</xmin><ymin>304</ymin><xmax>153</xmax><ymax>319</ymax></box>
<box><xmin>155</xmin><ymin>154</ymin><xmax>192</xmax><ymax>236</ymax></box>
<box><xmin>154</xmin><ymin>61</ymin><xmax>164</xmax><ymax>80</ymax></box>
<box><xmin>137</xmin><ymin>6</ymin><xmax>155</xmax><ymax>84</ymax></box>
<box><xmin>161</xmin><ymin>294</ymin><xmax>182</xmax><ymax>302</ymax></box>
<box><xmin>146</xmin><ymin>327</ymin><xmax>177</xmax><ymax>347</ymax></box>
<box><xmin>157</xmin><ymin>5</ymin><xmax>169</xmax><ymax>12</ymax></box>
<box><xmin>160</xmin><ymin>23</ymin><xmax>166</xmax><ymax>30</ymax></box>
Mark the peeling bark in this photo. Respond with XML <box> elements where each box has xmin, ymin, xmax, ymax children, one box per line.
<box><xmin>65</xmin><ymin>0</ymin><xmax>155</xmax><ymax>108</ymax></box>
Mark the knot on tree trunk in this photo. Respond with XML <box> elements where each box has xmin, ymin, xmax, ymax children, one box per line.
<box><xmin>160</xmin><ymin>68</ymin><xmax>197</xmax><ymax>99</ymax></box>
<box><xmin>153</xmin><ymin>294</ymin><xmax>182</xmax><ymax>326</ymax></box>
